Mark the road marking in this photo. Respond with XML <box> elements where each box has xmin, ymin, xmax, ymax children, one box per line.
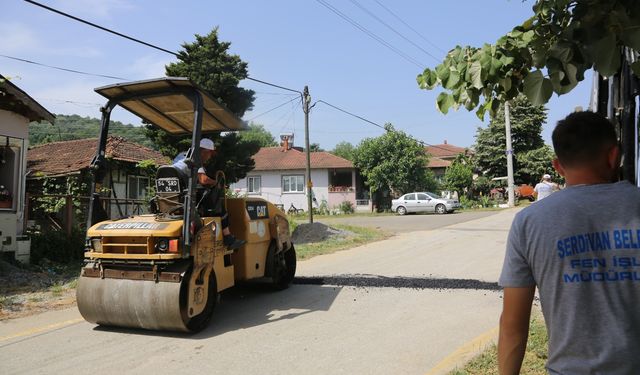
<box><xmin>425</xmin><ymin>325</ymin><xmax>499</xmax><ymax>375</ymax></box>
<box><xmin>0</xmin><ymin>318</ymin><xmax>84</xmax><ymax>342</ymax></box>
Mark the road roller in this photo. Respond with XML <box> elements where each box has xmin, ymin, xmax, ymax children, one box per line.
<box><xmin>76</xmin><ymin>78</ymin><xmax>296</xmax><ymax>332</ymax></box>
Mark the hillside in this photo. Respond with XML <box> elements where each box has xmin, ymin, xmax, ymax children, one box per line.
<box><xmin>29</xmin><ymin>114</ymin><xmax>153</xmax><ymax>148</ymax></box>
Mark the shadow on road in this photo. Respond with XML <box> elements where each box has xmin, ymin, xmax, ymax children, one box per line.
<box><xmin>93</xmin><ymin>282</ymin><xmax>341</xmax><ymax>339</ymax></box>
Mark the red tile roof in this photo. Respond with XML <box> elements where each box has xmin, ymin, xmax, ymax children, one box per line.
<box><xmin>253</xmin><ymin>147</ymin><xmax>353</xmax><ymax>171</ymax></box>
<box><xmin>28</xmin><ymin>136</ymin><xmax>169</xmax><ymax>177</ymax></box>
<box><xmin>425</xmin><ymin>143</ymin><xmax>468</xmax><ymax>158</ymax></box>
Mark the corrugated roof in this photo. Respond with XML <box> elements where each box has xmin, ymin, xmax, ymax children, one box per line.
<box><xmin>253</xmin><ymin>147</ymin><xmax>353</xmax><ymax>171</ymax></box>
<box><xmin>28</xmin><ymin>136</ymin><xmax>169</xmax><ymax>177</ymax></box>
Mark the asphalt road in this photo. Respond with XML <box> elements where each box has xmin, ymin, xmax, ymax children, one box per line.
<box><xmin>0</xmin><ymin>209</ymin><xmax>516</xmax><ymax>375</ymax></box>
<box><xmin>318</xmin><ymin>210</ymin><xmax>500</xmax><ymax>233</ymax></box>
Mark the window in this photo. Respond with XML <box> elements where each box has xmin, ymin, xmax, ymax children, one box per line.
<box><xmin>282</xmin><ymin>175</ymin><xmax>304</xmax><ymax>193</ymax></box>
<box><xmin>247</xmin><ymin>176</ymin><xmax>261</xmax><ymax>194</ymax></box>
<box><xmin>417</xmin><ymin>193</ymin><xmax>429</xmax><ymax>200</ymax></box>
<box><xmin>404</xmin><ymin>194</ymin><xmax>416</xmax><ymax>200</ymax></box>
<box><xmin>0</xmin><ymin>136</ymin><xmax>24</xmax><ymax>211</ymax></box>
<box><xmin>127</xmin><ymin>176</ymin><xmax>150</xmax><ymax>200</ymax></box>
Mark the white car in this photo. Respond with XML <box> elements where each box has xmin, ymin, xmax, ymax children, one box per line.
<box><xmin>391</xmin><ymin>192</ymin><xmax>460</xmax><ymax>215</ymax></box>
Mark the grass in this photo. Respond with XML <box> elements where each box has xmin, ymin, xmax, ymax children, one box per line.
<box><xmin>449</xmin><ymin>317</ymin><xmax>548</xmax><ymax>375</ymax></box>
<box><xmin>294</xmin><ymin>224</ymin><xmax>389</xmax><ymax>260</ymax></box>
<box><xmin>50</xmin><ymin>282</ymin><xmax>65</xmax><ymax>297</ymax></box>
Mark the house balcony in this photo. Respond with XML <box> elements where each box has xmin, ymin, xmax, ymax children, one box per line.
<box><xmin>328</xmin><ymin>185</ymin><xmax>356</xmax><ymax>208</ymax></box>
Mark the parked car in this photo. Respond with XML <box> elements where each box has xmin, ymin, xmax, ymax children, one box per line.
<box><xmin>391</xmin><ymin>192</ymin><xmax>460</xmax><ymax>215</ymax></box>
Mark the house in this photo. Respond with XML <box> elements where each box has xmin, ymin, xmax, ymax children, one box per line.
<box><xmin>425</xmin><ymin>140</ymin><xmax>471</xmax><ymax>179</ymax></box>
<box><xmin>0</xmin><ymin>75</ymin><xmax>55</xmax><ymax>263</ymax></box>
<box><xmin>230</xmin><ymin>142</ymin><xmax>362</xmax><ymax>212</ymax></box>
<box><xmin>27</xmin><ymin>136</ymin><xmax>169</xmax><ymax>224</ymax></box>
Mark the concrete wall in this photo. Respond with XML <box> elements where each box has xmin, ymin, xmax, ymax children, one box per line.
<box><xmin>231</xmin><ymin>169</ymin><xmax>331</xmax><ymax>212</ymax></box>
<box><xmin>0</xmin><ymin>110</ymin><xmax>30</xmax><ymax>262</ymax></box>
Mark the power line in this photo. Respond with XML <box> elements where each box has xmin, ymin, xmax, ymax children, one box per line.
<box><xmin>314</xmin><ymin>0</ymin><xmax>425</xmax><ymax>69</ymax></box>
<box><xmin>315</xmin><ymin>100</ymin><xmax>386</xmax><ymax>130</ymax></box>
<box><xmin>24</xmin><ymin>0</ymin><xmax>179</xmax><ymax>57</ymax></box>
<box><xmin>348</xmin><ymin>0</ymin><xmax>440</xmax><ymax>62</ymax></box>
<box><xmin>24</xmin><ymin>0</ymin><xmax>302</xmax><ymax>94</ymax></box>
<box><xmin>0</xmin><ymin>54</ymin><xmax>128</xmax><ymax>80</ymax></box>
<box><xmin>314</xmin><ymin>100</ymin><xmax>458</xmax><ymax>153</ymax></box>
<box><xmin>246</xmin><ymin>96</ymin><xmax>300</xmax><ymax>122</ymax></box>
<box><xmin>372</xmin><ymin>0</ymin><xmax>446</xmax><ymax>54</ymax></box>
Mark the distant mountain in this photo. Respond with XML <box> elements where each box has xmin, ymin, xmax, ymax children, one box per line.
<box><xmin>29</xmin><ymin>114</ymin><xmax>153</xmax><ymax>148</ymax></box>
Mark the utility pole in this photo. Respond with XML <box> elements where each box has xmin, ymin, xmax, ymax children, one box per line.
<box><xmin>504</xmin><ymin>101</ymin><xmax>515</xmax><ymax>207</ymax></box>
<box><xmin>303</xmin><ymin>86</ymin><xmax>313</xmax><ymax>223</ymax></box>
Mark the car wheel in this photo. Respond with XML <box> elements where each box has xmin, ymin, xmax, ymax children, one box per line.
<box><xmin>396</xmin><ymin>206</ymin><xmax>407</xmax><ymax>215</ymax></box>
<box><xmin>435</xmin><ymin>204</ymin><xmax>446</xmax><ymax>214</ymax></box>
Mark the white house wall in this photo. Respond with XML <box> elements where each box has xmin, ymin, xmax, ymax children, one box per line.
<box><xmin>232</xmin><ymin>169</ymin><xmax>330</xmax><ymax>212</ymax></box>
<box><xmin>0</xmin><ymin>109</ymin><xmax>29</xmax><ymax>258</ymax></box>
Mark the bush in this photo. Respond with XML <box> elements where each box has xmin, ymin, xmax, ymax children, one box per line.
<box><xmin>459</xmin><ymin>196</ymin><xmax>478</xmax><ymax>209</ymax></box>
<box><xmin>339</xmin><ymin>200</ymin><xmax>355</xmax><ymax>214</ymax></box>
<box><xmin>28</xmin><ymin>226</ymin><xmax>86</xmax><ymax>264</ymax></box>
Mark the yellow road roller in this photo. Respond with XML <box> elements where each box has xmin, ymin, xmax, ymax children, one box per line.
<box><xmin>76</xmin><ymin>78</ymin><xmax>296</xmax><ymax>332</ymax></box>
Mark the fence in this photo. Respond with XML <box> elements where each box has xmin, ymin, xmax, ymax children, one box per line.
<box><xmin>27</xmin><ymin>194</ymin><xmax>148</xmax><ymax>236</ymax></box>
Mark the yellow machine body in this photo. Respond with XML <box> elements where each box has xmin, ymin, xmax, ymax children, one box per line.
<box><xmin>76</xmin><ymin>198</ymin><xmax>294</xmax><ymax>332</ymax></box>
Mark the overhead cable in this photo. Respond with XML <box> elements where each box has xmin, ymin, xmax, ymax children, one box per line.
<box><xmin>348</xmin><ymin>0</ymin><xmax>440</xmax><ymax>62</ymax></box>
<box><xmin>0</xmin><ymin>54</ymin><xmax>128</xmax><ymax>80</ymax></box>
<box><xmin>314</xmin><ymin>0</ymin><xmax>425</xmax><ymax>69</ymax></box>
<box><xmin>24</xmin><ymin>0</ymin><xmax>302</xmax><ymax>94</ymax></box>
<box><xmin>246</xmin><ymin>96</ymin><xmax>300</xmax><ymax>122</ymax></box>
<box><xmin>373</xmin><ymin>0</ymin><xmax>446</xmax><ymax>54</ymax></box>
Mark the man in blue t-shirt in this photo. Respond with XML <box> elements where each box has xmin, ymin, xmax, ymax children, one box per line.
<box><xmin>498</xmin><ymin>111</ymin><xmax>640</xmax><ymax>374</ymax></box>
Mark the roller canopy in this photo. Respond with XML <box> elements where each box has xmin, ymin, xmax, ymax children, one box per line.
<box><xmin>95</xmin><ymin>77</ymin><xmax>246</xmax><ymax>134</ymax></box>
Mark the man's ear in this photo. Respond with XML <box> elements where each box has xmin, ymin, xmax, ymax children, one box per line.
<box><xmin>607</xmin><ymin>145</ymin><xmax>621</xmax><ymax>170</ymax></box>
<box><xmin>552</xmin><ymin>158</ymin><xmax>565</xmax><ymax>177</ymax></box>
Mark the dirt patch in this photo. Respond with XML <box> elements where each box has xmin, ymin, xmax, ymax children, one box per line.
<box><xmin>0</xmin><ymin>259</ymin><xmax>79</xmax><ymax>321</ymax></box>
<box><xmin>292</xmin><ymin>222</ymin><xmax>354</xmax><ymax>244</ymax></box>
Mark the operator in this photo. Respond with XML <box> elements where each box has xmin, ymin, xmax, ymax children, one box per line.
<box><xmin>497</xmin><ymin>111</ymin><xmax>640</xmax><ymax>374</ymax></box>
<box><xmin>173</xmin><ymin>138</ymin><xmax>245</xmax><ymax>250</ymax></box>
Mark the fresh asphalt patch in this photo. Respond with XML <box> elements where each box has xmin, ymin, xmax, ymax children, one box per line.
<box><xmin>293</xmin><ymin>275</ymin><xmax>501</xmax><ymax>291</ymax></box>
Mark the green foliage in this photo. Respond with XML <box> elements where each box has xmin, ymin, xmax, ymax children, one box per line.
<box><xmin>332</xmin><ymin>141</ymin><xmax>356</xmax><ymax>161</ymax></box>
<box><xmin>28</xmin><ymin>226</ymin><xmax>86</xmax><ymax>264</ymax></box>
<box><xmin>417</xmin><ymin>0</ymin><xmax>640</xmax><ymax>117</ymax></box>
<box><xmin>239</xmin><ymin>123</ymin><xmax>278</xmax><ymax>147</ymax></box>
<box><xmin>338</xmin><ymin>200</ymin><xmax>355</xmax><ymax>214</ymax></box>
<box><xmin>29</xmin><ymin>114</ymin><xmax>151</xmax><ymax>147</ymax></box>
<box><xmin>471</xmin><ymin>175</ymin><xmax>493</xmax><ymax>197</ymax></box>
<box><xmin>144</xmin><ymin>27</ymin><xmax>258</xmax><ymax>184</ymax></box>
<box><xmin>34</xmin><ymin>175</ymin><xmax>90</xmax><ymax>218</ymax></box>
<box><xmin>309</xmin><ymin>143</ymin><xmax>323</xmax><ymax>152</ymax></box>
<box><xmin>473</xmin><ymin>95</ymin><xmax>551</xmax><ymax>185</ymax></box>
<box><xmin>443</xmin><ymin>155</ymin><xmax>473</xmax><ymax>196</ymax></box>
<box><xmin>353</xmin><ymin>124</ymin><xmax>437</xmax><ymax>195</ymax></box>
<box><xmin>166</xmin><ymin>27</ymin><xmax>254</xmax><ymax>117</ymax></box>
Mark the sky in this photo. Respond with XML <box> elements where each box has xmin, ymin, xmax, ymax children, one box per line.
<box><xmin>2</xmin><ymin>0</ymin><xmax>593</xmax><ymax>150</ymax></box>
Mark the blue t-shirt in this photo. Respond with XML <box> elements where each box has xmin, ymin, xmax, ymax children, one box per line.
<box><xmin>500</xmin><ymin>181</ymin><xmax>640</xmax><ymax>374</ymax></box>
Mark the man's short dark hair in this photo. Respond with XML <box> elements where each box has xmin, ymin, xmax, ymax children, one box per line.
<box><xmin>552</xmin><ymin>111</ymin><xmax>617</xmax><ymax>167</ymax></box>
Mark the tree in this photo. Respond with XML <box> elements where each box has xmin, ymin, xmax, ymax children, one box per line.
<box><xmin>144</xmin><ymin>28</ymin><xmax>257</xmax><ymax>183</ymax></box>
<box><xmin>332</xmin><ymin>141</ymin><xmax>356</xmax><ymax>161</ymax></box>
<box><xmin>473</xmin><ymin>95</ymin><xmax>551</xmax><ymax>185</ymax></box>
<box><xmin>353</xmin><ymin>124</ymin><xmax>437</xmax><ymax>196</ymax></box>
<box><xmin>443</xmin><ymin>155</ymin><xmax>473</xmax><ymax>197</ymax></box>
<box><xmin>30</xmin><ymin>114</ymin><xmax>152</xmax><ymax>147</ymax></box>
<box><xmin>308</xmin><ymin>143</ymin><xmax>323</xmax><ymax>152</ymax></box>
<box><xmin>239</xmin><ymin>123</ymin><xmax>277</xmax><ymax>147</ymax></box>
<box><xmin>417</xmin><ymin>0</ymin><xmax>640</xmax><ymax>117</ymax></box>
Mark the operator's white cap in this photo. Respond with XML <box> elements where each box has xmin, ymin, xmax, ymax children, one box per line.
<box><xmin>200</xmin><ymin>138</ymin><xmax>215</xmax><ymax>150</ymax></box>
<box><xmin>543</xmin><ymin>174</ymin><xmax>551</xmax><ymax>180</ymax></box>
